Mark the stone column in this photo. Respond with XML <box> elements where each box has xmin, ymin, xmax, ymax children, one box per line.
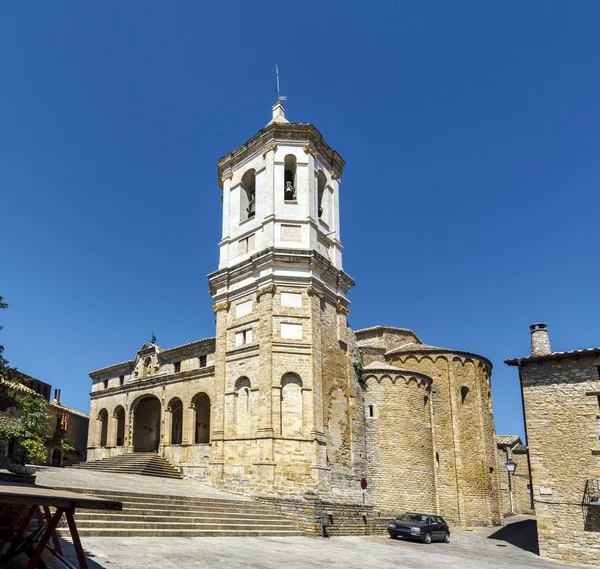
<box><xmin>208</xmin><ymin>300</ymin><xmax>229</xmax><ymax>484</ymax></box>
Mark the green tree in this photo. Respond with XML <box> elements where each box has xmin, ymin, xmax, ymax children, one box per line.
<box><xmin>0</xmin><ymin>297</ymin><xmax>50</xmax><ymax>464</ymax></box>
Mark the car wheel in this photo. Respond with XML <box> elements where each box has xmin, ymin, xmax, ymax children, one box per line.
<box><xmin>423</xmin><ymin>532</ymin><xmax>432</xmax><ymax>544</ymax></box>
<box><xmin>443</xmin><ymin>532</ymin><xmax>450</xmax><ymax>543</ymax></box>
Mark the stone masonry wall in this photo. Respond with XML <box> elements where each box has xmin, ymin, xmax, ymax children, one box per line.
<box><xmin>363</xmin><ymin>371</ymin><xmax>436</xmax><ymax>516</ymax></box>
<box><xmin>389</xmin><ymin>352</ymin><xmax>501</xmax><ymax>527</ymax></box>
<box><xmin>519</xmin><ymin>355</ymin><xmax>600</xmax><ymax>565</ymax></box>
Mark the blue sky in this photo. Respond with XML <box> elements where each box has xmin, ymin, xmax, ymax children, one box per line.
<box><xmin>1</xmin><ymin>2</ymin><xmax>599</xmax><ymax>441</ymax></box>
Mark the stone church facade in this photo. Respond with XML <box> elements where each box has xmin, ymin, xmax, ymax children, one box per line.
<box><xmin>87</xmin><ymin>103</ymin><xmax>501</xmax><ymax>527</ymax></box>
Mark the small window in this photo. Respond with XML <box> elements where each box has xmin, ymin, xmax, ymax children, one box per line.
<box><xmin>460</xmin><ymin>386</ymin><xmax>469</xmax><ymax>405</ymax></box>
<box><xmin>435</xmin><ymin>452</ymin><xmax>440</xmax><ymax>468</ymax></box>
<box><xmin>235</xmin><ymin>329</ymin><xmax>253</xmax><ymax>347</ymax></box>
<box><xmin>199</xmin><ymin>355</ymin><xmax>207</xmax><ymax>368</ymax></box>
<box><xmin>424</xmin><ymin>395</ymin><xmax>428</xmax><ymax>406</ymax></box>
<box><xmin>368</xmin><ymin>404</ymin><xmax>375</xmax><ymax>418</ymax></box>
<box><xmin>103</xmin><ymin>380</ymin><xmax>108</xmax><ymax>389</ymax></box>
<box><xmin>119</xmin><ymin>375</ymin><xmax>125</xmax><ymax>386</ymax></box>
<box><xmin>174</xmin><ymin>361</ymin><xmax>181</xmax><ymax>374</ymax></box>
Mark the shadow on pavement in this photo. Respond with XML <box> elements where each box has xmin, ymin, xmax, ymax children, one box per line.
<box><xmin>58</xmin><ymin>538</ymin><xmax>108</xmax><ymax>569</ymax></box>
<box><xmin>487</xmin><ymin>518</ymin><xmax>539</xmax><ymax>555</ymax></box>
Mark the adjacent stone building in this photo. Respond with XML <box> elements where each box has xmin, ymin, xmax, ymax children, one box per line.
<box><xmin>87</xmin><ymin>103</ymin><xmax>502</xmax><ymax>527</ymax></box>
<box><xmin>506</xmin><ymin>323</ymin><xmax>600</xmax><ymax>565</ymax></box>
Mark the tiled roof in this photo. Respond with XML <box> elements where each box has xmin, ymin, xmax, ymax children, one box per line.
<box><xmin>505</xmin><ymin>347</ymin><xmax>600</xmax><ymax>366</ymax></box>
<box><xmin>497</xmin><ymin>435</ymin><xmax>522</xmax><ymax>447</ymax></box>
<box><xmin>354</xmin><ymin>326</ymin><xmax>417</xmax><ymax>335</ymax></box>
<box><xmin>89</xmin><ymin>360</ymin><xmax>134</xmax><ymax>376</ymax></box>
<box><xmin>159</xmin><ymin>337</ymin><xmax>215</xmax><ymax>356</ymax></box>
<box><xmin>385</xmin><ymin>343</ymin><xmax>492</xmax><ymax>368</ymax></box>
<box><xmin>0</xmin><ymin>411</ymin><xmax>20</xmax><ymax>427</ymax></box>
<box><xmin>0</xmin><ymin>377</ymin><xmax>38</xmax><ymax>396</ymax></box>
<box><xmin>49</xmin><ymin>401</ymin><xmax>89</xmax><ymax>419</ymax></box>
<box><xmin>362</xmin><ymin>361</ymin><xmax>406</xmax><ymax>372</ymax></box>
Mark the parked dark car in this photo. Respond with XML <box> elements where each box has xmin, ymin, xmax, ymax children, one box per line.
<box><xmin>388</xmin><ymin>512</ymin><xmax>450</xmax><ymax>544</ymax></box>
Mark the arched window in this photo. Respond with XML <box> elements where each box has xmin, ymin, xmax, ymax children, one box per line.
<box><xmin>241</xmin><ymin>169</ymin><xmax>256</xmax><ymax>219</ymax></box>
<box><xmin>284</xmin><ymin>155</ymin><xmax>296</xmax><ymax>201</ymax></box>
<box><xmin>114</xmin><ymin>406</ymin><xmax>125</xmax><ymax>447</ymax></box>
<box><xmin>168</xmin><ymin>397</ymin><xmax>183</xmax><ymax>445</ymax></box>
<box><xmin>317</xmin><ymin>170</ymin><xmax>327</xmax><ymax>219</ymax></box>
<box><xmin>367</xmin><ymin>404</ymin><xmax>375</xmax><ymax>418</ymax></box>
<box><xmin>98</xmin><ymin>409</ymin><xmax>108</xmax><ymax>447</ymax></box>
<box><xmin>280</xmin><ymin>373</ymin><xmax>303</xmax><ymax>436</ymax></box>
<box><xmin>235</xmin><ymin>377</ymin><xmax>252</xmax><ymax>436</ymax></box>
<box><xmin>192</xmin><ymin>393</ymin><xmax>211</xmax><ymax>444</ymax></box>
<box><xmin>460</xmin><ymin>386</ymin><xmax>469</xmax><ymax>405</ymax></box>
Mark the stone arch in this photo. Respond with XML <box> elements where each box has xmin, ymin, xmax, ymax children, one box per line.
<box><xmin>284</xmin><ymin>154</ymin><xmax>297</xmax><ymax>200</ymax></box>
<box><xmin>191</xmin><ymin>392</ymin><xmax>211</xmax><ymax>444</ymax></box>
<box><xmin>235</xmin><ymin>377</ymin><xmax>252</xmax><ymax>436</ymax></box>
<box><xmin>114</xmin><ymin>405</ymin><xmax>125</xmax><ymax>447</ymax></box>
<box><xmin>241</xmin><ymin>168</ymin><xmax>256</xmax><ymax>219</ymax></box>
<box><xmin>168</xmin><ymin>397</ymin><xmax>183</xmax><ymax>445</ymax></box>
<box><xmin>131</xmin><ymin>394</ymin><xmax>161</xmax><ymax>452</ymax></box>
<box><xmin>98</xmin><ymin>408</ymin><xmax>108</xmax><ymax>448</ymax></box>
<box><xmin>316</xmin><ymin>169</ymin><xmax>327</xmax><ymax>218</ymax></box>
<box><xmin>280</xmin><ymin>372</ymin><xmax>303</xmax><ymax>437</ymax></box>
<box><xmin>379</xmin><ymin>374</ymin><xmax>393</xmax><ymax>384</ymax></box>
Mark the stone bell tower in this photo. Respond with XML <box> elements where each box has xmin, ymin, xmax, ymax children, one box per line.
<box><xmin>207</xmin><ymin>103</ymin><xmax>358</xmax><ymax>496</ymax></box>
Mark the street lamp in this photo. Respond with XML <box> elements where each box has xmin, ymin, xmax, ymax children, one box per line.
<box><xmin>506</xmin><ymin>458</ymin><xmax>517</xmax><ymax>514</ymax></box>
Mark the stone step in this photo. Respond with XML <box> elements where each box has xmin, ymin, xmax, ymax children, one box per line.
<box><xmin>59</xmin><ymin>520</ymin><xmax>296</xmax><ymax>530</ymax></box>
<box><xmin>78</xmin><ymin>504</ymin><xmax>275</xmax><ymax>515</ymax></box>
<box><xmin>56</xmin><ymin>528</ymin><xmax>305</xmax><ymax>538</ymax></box>
<box><xmin>73</xmin><ymin>513</ymin><xmax>290</xmax><ymax>522</ymax></box>
<box><xmin>52</xmin><ymin>488</ymin><xmax>253</xmax><ymax>508</ymax></box>
<box><xmin>69</xmin><ymin>453</ymin><xmax>183</xmax><ymax>480</ymax></box>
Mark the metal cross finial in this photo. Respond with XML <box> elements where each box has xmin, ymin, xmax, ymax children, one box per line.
<box><xmin>151</xmin><ymin>332</ymin><xmax>157</xmax><ymax>344</ymax></box>
<box><xmin>275</xmin><ymin>63</ymin><xmax>287</xmax><ymax>102</ymax></box>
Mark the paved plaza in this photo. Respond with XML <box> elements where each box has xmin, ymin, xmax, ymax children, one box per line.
<box><xmin>32</xmin><ymin>468</ymin><xmax>577</xmax><ymax>568</ymax></box>
<box><xmin>56</xmin><ymin>517</ymin><xmax>576</xmax><ymax>569</ymax></box>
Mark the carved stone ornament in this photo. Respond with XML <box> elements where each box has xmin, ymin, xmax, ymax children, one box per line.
<box><xmin>262</xmin><ymin>143</ymin><xmax>278</xmax><ymax>158</ymax></box>
<box><xmin>221</xmin><ymin>171</ymin><xmax>233</xmax><ymax>183</ymax></box>
<box><xmin>256</xmin><ymin>284</ymin><xmax>277</xmax><ymax>301</ymax></box>
<box><xmin>330</xmin><ymin>169</ymin><xmax>341</xmax><ymax>182</ymax></box>
<box><xmin>307</xmin><ymin>286</ymin><xmax>324</xmax><ymax>300</ymax></box>
<box><xmin>336</xmin><ymin>302</ymin><xmax>350</xmax><ymax>316</ymax></box>
<box><xmin>303</xmin><ymin>143</ymin><xmax>318</xmax><ymax>159</ymax></box>
<box><xmin>212</xmin><ymin>300</ymin><xmax>231</xmax><ymax>314</ymax></box>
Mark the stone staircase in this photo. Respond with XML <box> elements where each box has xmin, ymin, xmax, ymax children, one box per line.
<box><xmin>70</xmin><ymin>453</ymin><xmax>183</xmax><ymax>479</ymax></box>
<box><xmin>53</xmin><ymin>488</ymin><xmax>304</xmax><ymax>537</ymax></box>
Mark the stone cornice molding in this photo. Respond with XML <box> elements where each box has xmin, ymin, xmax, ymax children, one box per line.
<box><xmin>256</xmin><ymin>283</ymin><xmax>277</xmax><ymax>301</ymax></box>
<box><xmin>303</xmin><ymin>143</ymin><xmax>317</xmax><ymax>159</ymax></box>
<box><xmin>330</xmin><ymin>169</ymin><xmax>341</xmax><ymax>182</ymax></box>
<box><xmin>217</xmin><ymin>122</ymin><xmax>345</xmax><ymax>189</ymax></box>
<box><xmin>336</xmin><ymin>302</ymin><xmax>350</xmax><ymax>316</ymax></box>
<box><xmin>262</xmin><ymin>143</ymin><xmax>278</xmax><ymax>158</ymax></box>
<box><xmin>306</xmin><ymin>286</ymin><xmax>324</xmax><ymax>300</ymax></box>
<box><xmin>221</xmin><ymin>171</ymin><xmax>233</xmax><ymax>185</ymax></box>
<box><xmin>212</xmin><ymin>300</ymin><xmax>231</xmax><ymax>314</ymax></box>
<box><xmin>208</xmin><ymin>248</ymin><xmax>355</xmax><ymax>297</ymax></box>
